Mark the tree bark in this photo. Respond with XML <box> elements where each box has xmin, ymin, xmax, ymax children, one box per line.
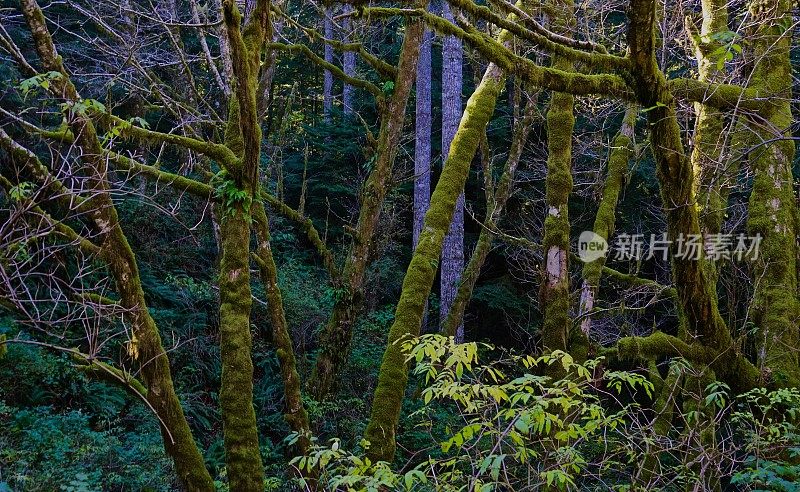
<box><xmin>323</xmin><ymin>6</ymin><xmax>334</xmax><ymax>122</ymax></box>
<box><xmin>743</xmin><ymin>0</ymin><xmax>800</xmax><ymax>385</ymax></box>
<box><xmin>540</xmin><ymin>0</ymin><xmax>576</xmax><ymax>356</ymax></box>
<box><xmin>439</xmin><ymin>0</ymin><xmax>465</xmax><ymax>341</ymax></box>
<box><xmin>414</xmin><ymin>26</ymin><xmax>432</xmax><ymax>250</ymax></box>
<box><xmin>627</xmin><ymin>0</ymin><xmax>737</xmax><ymax>378</ymax></box>
<box><xmin>689</xmin><ymin>0</ymin><xmax>729</xmax><ymax>288</ymax></box>
<box><xmin>342</xmin><ymin>4</ymin><xmax>356</xmax><ymax>118</ymax></box>
<box><xmin>218</xmin><ymin>0</ymin><xmax>271</xmax><ymax>488</ymax></box>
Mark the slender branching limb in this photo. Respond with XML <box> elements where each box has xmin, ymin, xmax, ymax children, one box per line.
<box><xmin>267</xmin><ymin>42</ymin><xmax>384</xmax><ymax>99</ymax></box>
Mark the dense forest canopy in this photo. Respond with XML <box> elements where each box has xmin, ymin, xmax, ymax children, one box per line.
<box><xmin>1</xmin><ymin>0</ymin><xmax>799</xmax><ymax>489</ymax></box>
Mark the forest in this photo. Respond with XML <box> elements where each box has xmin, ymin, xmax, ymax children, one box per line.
<box><xmin>0</xmin><ymin>0</ymin><xmax>799</xmax><ymax>489</ymax></box>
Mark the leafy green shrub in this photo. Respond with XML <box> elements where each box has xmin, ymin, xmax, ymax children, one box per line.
<box><xmin>297</xmin><ymin>336</ymin><xmax>800</xmax><ymax>491</ymax></box>
<box><xmin>0</xmin><ymin>402</ymin><xmax>174</xmax><ymax>491</ymax></box>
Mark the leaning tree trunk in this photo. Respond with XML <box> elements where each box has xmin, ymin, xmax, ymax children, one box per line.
<box><xmin>17</xmin><ymin>1</ymin><xmax>214</xmax><ymax>488</ymax></box>
<box><xmin>309</xmin><ymin>13</ymin><xmax>426</xmax><ymax>399</ymax></box>
<box><xmin>252</xmin><ymin>201</ymin><xmax>311</xmax><ymax>455</ymax></box>
<box><xmin>364</xmin><ymin>31</ymin><xmax>511</xmax><ymax>462</ymax></box>
<box><xmin>440</xmin><ymin>0</ymin><xmax>465</xmax><ymax>341</ymax></box>
<box><xmin>743</xmin><ymin>0</ymin><xmax>800</xmax><ymax>385</ymax></box>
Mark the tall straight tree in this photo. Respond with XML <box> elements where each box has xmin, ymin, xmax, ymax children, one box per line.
<box><xmin>413</xmin><ymin>9</ymin><xmax>433</xmax><ymax>330</ymax></box>
<box><xmin>440</xmin><ymin>0</ymin><xmax>465</xmax><ymax>341</ymax></box>
<box><xmin>540</xmin><ymin>0</ymin><xmax>576</xmax><ymax>355</ymax></box>
<box><xmin>342</xmin><ymin>4</ymin><xmax>356</xmax><ymax>117</ymax></box>
<box><xmin>414</xmin><ymin>17</ymin><xmax>432</xmax><ymax>251</ymax></box>
<box><xmin>742</xmin><ymin>0</ymin><xmax>800</xmax><ymax>385</ymax></box>
<box><xmin>323</xmin><ymin>6</ymin><xmax>334</xmax><ymax>121</ymax></box>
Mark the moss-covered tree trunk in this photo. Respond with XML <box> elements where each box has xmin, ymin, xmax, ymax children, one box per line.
<box><xmin>218</xmin><ymin>0</ymin><xmax>270</xmax><ymax>488</ymax></box>
<box><xmin>689</xmin><ymin>0</ymin><xmax>729</xmax><ymax>288</ymax></box>
<box><xmin>18</xmin><ymin>1</ymin><xmax>214</xmax><ymax>488</ymax></box>
<box><xmin>364</xmin><ymin>43</ymin><xmax>509</xmax><ymax>463</ymax></box>
<box><xmin>578</xmin><ymin>106</ymin><xmax>636</xmax><ymax>337</ymax></box>
<box><xmin>442</xmin><ymin>99</ymin><xmax>536</xmax><ymax>336</ymax></box>
<box><xmin>627</xmin><ymin>0</ymin><xmax>733</xmax><ymax>355</ymax></box>
<box><xmin>540</xmin><ymin>0</ymin><xmax>576</xmax><ymax>356</ymax></box>
<box><xmin>251</xmin><ymin>201</ymin><xmax>311</xmax><ymax>454</ymax></box>
<box><xmin>743</xmin><ymin>0</ymin><xmax>800</xmax><ymax>385</ymax></box>
<box><xmin>309</xmin><ymin>14</ymin><xmax>425</xmax><ymax>399</ymax></box>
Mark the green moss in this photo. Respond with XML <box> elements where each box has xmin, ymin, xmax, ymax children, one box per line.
<box><xmin>252</xmin><ymin>201</ymin><xmax>311</xmax><ymax>455</ymax></box>
<box><xmin>540</xmin><ymin>46</ymin><xmax>575</xmax><ymax>355</ymax></box>
<box><xmin>217</xmin><ymin>202</ymin><xmax>264</xmax><ymax>491</ymax></box>
<box><xmin>742</xmin><ymin>0</ymin><xmax>800</xmax><ymax>387</ymax></box>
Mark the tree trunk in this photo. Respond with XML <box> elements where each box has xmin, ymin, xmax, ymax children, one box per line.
<box><xmin>323</xmin><ymin>7</ymin><xmax>334</xmax><ymax>122</ymax></box>
<box><xmin>414</xmin><ymin>23</ymin><xmax>433</xmax><ymax>330</ymax></box>
<box><xmin>252</xmin><ymin>201</ymin><xmax>311</xmax><ymax>455</ymax></box>
<box><xmin>578</xmin><ymin>105</ymin><xmax>637</xmax><ymax>338</ymax></box>
<box><xmin>218</xmin><ymin>1</ymin><xmax>270</xmax><ymax>488</ymax></box>
<box><xmin>689</xmin><ymin>0</ymin><xmax>729</xmax><ymax>289</ymax></box>
<box><xmin>342</xmin><ymin>5</ymin><xmax>356</xmax><ymax>118</ymax></box>
<box><xmin>540</xmin><ymin>1</ymin><xmax>576</xmax><ymax>356</ymax></box>
<box><xmin>440</xmin><ymin>0</ymin><xmax>465</xmax><ymax>341</ymax></box>
<box><xmin>743</xmin><ymin>0</ymin><xmax>800</xmax><ymax>385</ymax></box>
<box><xmin>414</xmin><ymin>27</ymin><xmax>432</xmax><ymax>250</ymax></box>
<box><xmin>215</xmin><ymin>0</ymin><xmax>234</xmax><ymax>92</ymax></box>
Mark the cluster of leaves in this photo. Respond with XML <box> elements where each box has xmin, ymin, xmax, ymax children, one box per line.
<box><xmin>18</xmin><ymin>71</ymin><xmax>63</xmax><ymax>98</ymax></box>
<box><xmin>299</xmin><ymin>335</ymin><xmax>800</xmax><ymax>491</ymax></box>
<box><xmin>212</xmin><ymin>169</ymin><xmax>252</xmax><ymax>217</ymax></box>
